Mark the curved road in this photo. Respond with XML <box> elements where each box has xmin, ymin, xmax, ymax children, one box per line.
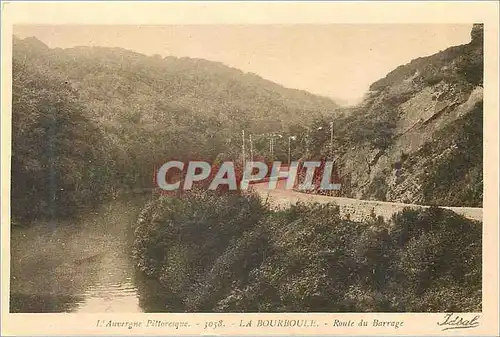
<box><xmin>251</xmin><ymin>180</ymin><xmax>482</xmax><ymax>222</ymax></box>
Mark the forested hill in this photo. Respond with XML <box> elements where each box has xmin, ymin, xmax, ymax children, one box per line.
<box><xmin>11</xmin><ymin>36</ymin><xmax>339</xmax><ymax>221</ymax></box>
<box><xmin>13</xmin><ymin>36</ymin><xmax>339</xmax><ymax>132</ymax></box>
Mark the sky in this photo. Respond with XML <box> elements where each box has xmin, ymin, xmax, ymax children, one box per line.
<box><xmin>14</xmin><ymin>24</ymin><xmax>473</xmax><ymax>105</ymax></box>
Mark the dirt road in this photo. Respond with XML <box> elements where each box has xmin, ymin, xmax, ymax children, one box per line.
<box><xmin>251</xmin><ymin>180</ymin><xmax>482</xmax><ymax>222</ymax></box>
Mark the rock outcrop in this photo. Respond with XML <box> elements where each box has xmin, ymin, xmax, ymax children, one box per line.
<box><xmin>334</xmin><ymin>24</ymin><xmax>483</xmax><ymax>207</ymax></box>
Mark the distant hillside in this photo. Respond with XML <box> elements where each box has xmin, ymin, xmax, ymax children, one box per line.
<box><xmin>13</xmin><ymin>36</ymin><xmax>339</xmax><ymax>133</ymax></box>
<box><xmin>11</xmin><ymin>36</ymin><xmax>339</xmax><ymax>220</ymax></box>
<box><xmin>296</xmin><ymin>24</ymin><xmax>483</xmax><ymax>207</ymax></box>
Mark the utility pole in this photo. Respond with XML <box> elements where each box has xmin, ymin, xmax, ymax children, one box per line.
<box><xmin>329</xmin><ymin>121</ymin><xmax>334</xmax><ymax>161</ymax></box>
<box><xmin>270</xmin><ymin>135</ymin><xmax>274</xmax><ymax>162</ymax></box>
<box><xmin>305</xmin><ymin>130</ymin><xmax>310</xmax><ymax>158</ymax></box>
<box><xmin>242</xmin><ymin>129</ymin><xmax>246</xmax><ymax>167</ymax></box>
<box><xmin>249</xmin><ymin>134</ymin><xmax>253</xmax><ymax>162</ymax></box>
<box><xmin>288</xmin><ymin>136</ymin><xmax>292</xmax><ymax>165</ymax></box>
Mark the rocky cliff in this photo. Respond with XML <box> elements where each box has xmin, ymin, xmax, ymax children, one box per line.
<box><xmin>333</xmin><ymin>24</ymin><xmax>483</xmax><ymax>207</ymax></box>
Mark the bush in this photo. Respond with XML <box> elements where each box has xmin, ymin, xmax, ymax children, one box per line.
<box><xmin>424</xmin><ymin>75</ymin><xmax>444</xmax><ymax>86</ymax></box>
<box><xmin>133</xmin><ymin>196</ymin><xmax>481</xmax><ymax>312</ymax></box>
<box><xmin>387</xmin><ymin>207</ymin><xmax>481</xmax><ymax>311</ymax></box>
<box><xmin>132</xmin><ymin>189</ymin><xmax>267</xmax><ymax>299</ymax></box>
<box><xmin>421</xmin><ymin>101</ymin><xmax>483</xmax><ymax>207</ymax></box>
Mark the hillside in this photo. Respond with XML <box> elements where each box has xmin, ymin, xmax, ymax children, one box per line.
<box><xmin>11</xmin><ymin>36</ymin><xmax>340</xmax><ymax>220</ymax></box>
<box><xmin>13</xmin><ymin>36</ymin><xmax>339</xmax><ymax>134</ymax></box>
<box><xmin>301</xmin><ymin>24</ymin><xmax>483</xmax><ymax>207</ymax></box>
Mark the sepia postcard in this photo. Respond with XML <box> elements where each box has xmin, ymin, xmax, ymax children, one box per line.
<box><xmin>1</xmin><ymin>1</ymin><xmax>499</xmax><ymax>336</ymax></box>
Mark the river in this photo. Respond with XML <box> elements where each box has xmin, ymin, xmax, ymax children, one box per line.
<box><xmin>10</xmin><ymin>196</ymin><xmax>156</xmax><ymax>313</ymax></box>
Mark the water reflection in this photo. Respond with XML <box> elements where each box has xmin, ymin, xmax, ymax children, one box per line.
<box><xmin>10</xmin><ymin>293</ymin><xmax>83</xmax><ymax>313</ymax></box>
<box><xmin>10</xmin><ymin>197</ymin><xmax>148</xmax><ymax>313</ymax></box>
<box><xmin>73</xmin><ymin>247</ymin><xmax>143</xmax><ymax>313</ymax></box>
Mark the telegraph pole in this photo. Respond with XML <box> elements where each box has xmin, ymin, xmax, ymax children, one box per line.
<box><xmin>288</xmin><ymin>136</ymin><xmax>291</xmax><ymax>165</ymax></box>
<box><xmin>270</xmin><ymin>135</ymin><xmax>274</xmax><ymax>162</ymax></box>
<box><xmin>329</xmin><ymin>121</ymin><xmax>334</xmax><ymax>161</ymax></box>
<box><xmin>305</xmin><ymin>130</ymin><xmax>310</xmax><ymax>158</ymax></box>
<box><xmin>242</xmin><ymin>129</ymin><xmax>246</xmax><ymax>167</ymax></box>
<box><xmin>249</xmin><ymin>134</ymin><xmax>253</xmax><ymax>162</ymax></box>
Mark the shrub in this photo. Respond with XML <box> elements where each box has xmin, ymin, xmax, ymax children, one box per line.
<box><xmin>133</xmin><ymin>195</ymin><xmax>481</xmax><ymax>312</ymax></box>
<box><xmin>387</xmin><ymin>207</ymin><xmax>482</xmax><ymax>311</ymax></box>
<box><xmin>421</xmin><ymin>101</ymin><xmax>483</xmax><ymax>207</ymax></box>
<box><xmin>132</xmin><ymin>189</ymin><xmax>267</xmax><ymax>298</ymax></box>
<box><xmin>424</xmin><ymin>75</ymin><xmax>444</xmax><ymax>86</ymax></box>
